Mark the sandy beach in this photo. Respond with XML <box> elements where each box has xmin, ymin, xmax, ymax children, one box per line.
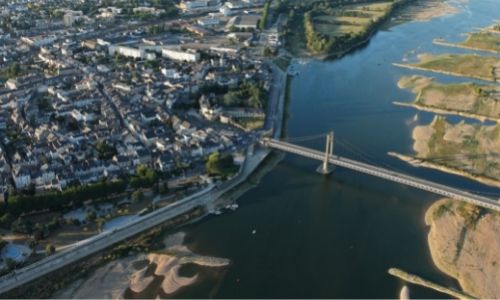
<box><xmin>54</xmin><ymin>232</ymin><xmax>230</xmax><ymax>299</ymax></box>
<box><xmin>425</xmin><ymin>199</ymin><xmax>500</xmax><ymax>298</ymax></box>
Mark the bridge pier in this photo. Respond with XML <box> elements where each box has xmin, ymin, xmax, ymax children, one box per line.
<box><xmin>317</xmin><ymin>131</ymin><xmax>334</xmax><ymax>175</ymax></box>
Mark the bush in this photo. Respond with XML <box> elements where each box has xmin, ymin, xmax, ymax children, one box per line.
<box><xmin>45</xmin><ymin>244</ymin><xmax>55</xmax><ymax>256</ymax></box>
<box><xmin>0</xmin><ymin>212</ymin><xmax>14</xmax><ymax>229</ymax></box>
<box><xmin>206</xmin><ymin>152</ymin><xmax>239</xmax><ymax>177</ymax></box>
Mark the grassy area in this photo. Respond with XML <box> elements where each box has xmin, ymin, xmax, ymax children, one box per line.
<box><xmin>458</xmin><ymin>32</ymin><xmax>500</xmax><ymax>53</ymax></box>
<box><xmin>397</xmin><ymin>75</ymin><xmax>500</xmax><ymax>121</ymax></box>
<box><xmin>410</xmin><ymin>54</ymin><xmax>500</xmax><ymax>82</ymax></box>
<box><xmin>233</xmin><ymin>116</ymin><xmax>265</xmax><ymax>130</ymax></box>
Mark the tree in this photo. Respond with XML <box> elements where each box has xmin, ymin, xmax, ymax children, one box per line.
<box><xmin>206</xmin><ymin>152</ymin><xmax>238</xmax><ymax>177</ymax></box>
<box><xmin>259</xmin><ymin>1</ymin><xmax>271</xmax><ymax>30</ymax></box>
<box><xmin>0</xmin><ymin>212</ymin><xmax>14</xmax><ymax>229</ymax></box>
<box><xmin>131</xmin><ymin>190</ymin><xmax>144</xmax><ymax>202</ymax></box>
<box><xmin>33</xmin><ymin>223</ymin><xmax>45</xmax><ymax>241</ymax></box>
<box><xmin>5</xmin><ymin>258</ymin><xmax>16</xmax><ymax>270</ymax></box>
<box><xmin>96</xmin><ymin>141</ymin><xmax>117</xmax><ymax>160</ymax></box>
<box><xmin>86</xmin><ymin>210</ymin><xmax>97</xmax><ymax>222</ymax></box>
<box><xmin>45</xmin><ymin>244</ymin><xmax>55</xmax><ymax>256</ymax></box>
<box><xmin>28</xmin><ymin>239</ymin><xmax>38</xmax><ymax>256</ymax></box>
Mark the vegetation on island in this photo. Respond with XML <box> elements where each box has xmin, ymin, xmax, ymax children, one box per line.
<box><xmin>406</xmin><ymin>116</ymin><xmax>500</xmax><ymax>186</ymax></box>
<box><xmin>399</xmin><ymin>54</ymin><xmax>500</xmax><ymax>82</ymax></box>
<box><xmin>397</xmin><ymin>75</ymin><xmax>500</xmax><ymax>121</ymax></box>
<box><xmin>458</xmin><ymin>32</ymin><xmax>500</xmax><ymax>53</ymax></box>
<box><xmin>282</xmin><ymin>0</ymin><xmax>408</xmax><ymax>56</ymax></box>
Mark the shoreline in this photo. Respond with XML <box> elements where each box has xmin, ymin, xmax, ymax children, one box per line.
<box><xmin>433</xmin><ymin>38</ymin><xmax>500</xmax><ymax>54</ymax></box>
<box><xmin>388</xmin><ymin>152</ymin><xmax>500</xmax><ymax>188</ymax></box>
<box><xmin>393</xmin><ymin>101</ymin><xmax>497</xmax><ymax>123</ymax></box>
<box><xmin>393</xmin><ymin>63</ymin><xmax>497</xmax><ymax>82</ymax></box>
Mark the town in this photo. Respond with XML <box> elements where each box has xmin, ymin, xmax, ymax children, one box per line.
<box><xmin>0</xmin><ymin>0</ymin><xmax>284</xmax><ymax>277</ymax></box>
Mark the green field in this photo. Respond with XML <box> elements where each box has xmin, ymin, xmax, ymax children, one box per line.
<box><xmin>397</xmin><ymin>75</ymin><xmax>500</xmax><ymax>121</ymax></box>
<box><xmin>409</xmin><ymin>54</ymin><xmax>500</xmax><ymax>82</ymax></box>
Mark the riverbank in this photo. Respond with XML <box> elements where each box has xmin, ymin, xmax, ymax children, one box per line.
<box><xmin>425</xmin><ymin>199</ymin><xmax>500</xmax><ymax>298</ymax></box>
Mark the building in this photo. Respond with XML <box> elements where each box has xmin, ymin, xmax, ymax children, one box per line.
<box><xmin>197</xmin><ymin>16</ymin><xmax>221</xmax><ymax>27</ymax></box>
<box><xmin>230</xmin><ymin>15</ymin><xmax>260</xmax><ymax>30</ymax></box>
<box><xmin>109</xmin><ymin>45</ymin><xmax>143</xmax><ymax>59</ymax></box>
<box><xmin>180</xmin><ymin>0</ymin><xmax>221</xmax><ymax>13</ymax></box>
<box><xmin>20</xmin><ymin>35</ymin><xmax>57</xmax><ymax>47</ymax></box>
<box><xmin>162</xmin><ymin>47</ymin><xmax>200</xmax><ymax>62</ymax></box>
<box><xmin>63</xmin><ymin>11</ymin><xmax>84</xmax><ymax>26</ymax></box>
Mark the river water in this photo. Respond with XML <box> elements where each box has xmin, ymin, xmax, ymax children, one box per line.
<box><xmin>141</xmin><ymin>1</ymin><xmax>500</xmax><ymax>298</ymax></box>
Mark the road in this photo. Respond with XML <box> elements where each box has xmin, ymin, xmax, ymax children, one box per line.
<box><xmin>263</xmin><ymin>138</ymin><xmax>500</xmax><ymax>212</ymax></box>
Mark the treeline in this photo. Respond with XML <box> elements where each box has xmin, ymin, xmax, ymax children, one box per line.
<box><xmin>2</xmin><ymin>180</ymin><xmax>128</xmax><ymax>217</ymax></box>
<box><xmin>259</xmin><ymin>1</ymin><xmax>271</xmax><ymax>30</ymax></box>
<box><xmin>304</xmin><ymin>12</ymin><xmax>333</xmax><ymax>54</ymax></box>
<box><xmin>0</xmin><ymin>165</ymin><xmax>160</xmax><ymax>222</ymax></box>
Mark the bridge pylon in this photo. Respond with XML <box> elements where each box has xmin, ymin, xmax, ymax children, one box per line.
<box><xmin>317</xmin><ymin>131</ymin><xmax>334</xmax><ymax>175</ymax></box>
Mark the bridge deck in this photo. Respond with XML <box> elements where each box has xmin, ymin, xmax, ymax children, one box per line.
<box><xmin>263</xmin><ymin>138</ymin><xmax>500</xmax><ymax>212</ymax></box>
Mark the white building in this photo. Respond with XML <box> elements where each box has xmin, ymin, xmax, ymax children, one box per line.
<box><xmin>109</xmin><ymin>45</ymin><xmax>143</xmax><ymax>59</ymax></box>
<box><xmin>180</xmin><ymin>0</ymin><xmax>221</xmax><ymax>13</ymax></box>
<box><xmin>162</xmin><ymin>47</ymin><xmax>200</xmax><ymax>62</ymax></box>
<box><xmin>133</xmin><ymin>7</ymin><xmax>165</xmax><ymax>15</ymax></box>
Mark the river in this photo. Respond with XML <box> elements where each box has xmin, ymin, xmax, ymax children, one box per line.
<box><xmin>135</xmin><ymin>0</ymin><xmax>500</xmax><ymax>298</ymax></box>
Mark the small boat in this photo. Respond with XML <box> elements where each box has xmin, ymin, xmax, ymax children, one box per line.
<box><xmin>230</xmin><ymin>204</ymin><xmax>239</xmax><ymax>211</ymax></box>
<box><xmin>252</xmin><ymin>229</ymin><xmax>257</xmax><ymax>235</ymax></box>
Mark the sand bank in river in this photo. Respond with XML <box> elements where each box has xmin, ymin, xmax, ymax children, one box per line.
<box><xmin>404</xmin><ymin>0</ymin><xmax>461</xmax><ymax>22</ymax></box>
<box><xmin>54</xmin><ymin>232</ymin><xmax>230</xmax><ymax>299</ymax></box>
<box><xmin>425</xmin><ymin>199</ymin><xmax>500</xmax><ymax>298</ymax></box>
<box><xmin>391</xmin><ymin>116</ymin><xmax>500</xmax><ymax>187</ymax></box>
